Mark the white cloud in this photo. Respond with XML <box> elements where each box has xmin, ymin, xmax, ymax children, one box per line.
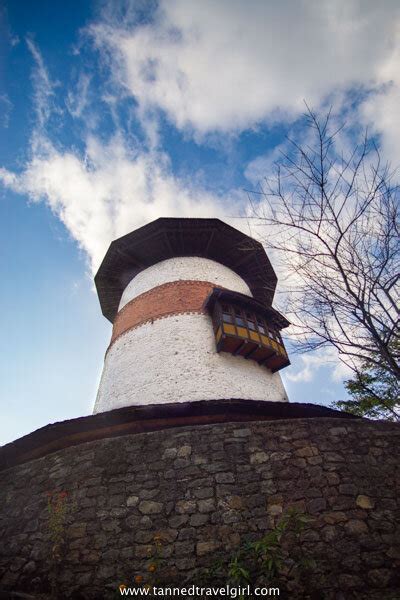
<box><xmin>361</xmin><ymin>84</ymin><xmax>400</xmax><ymax>163</ymax></box>
<box><xmin>0</xmin><ymin>94</ymin><xmax>12</xmax><ymax>128</ymax></box>
<box><xmin>66</xmin><ymin>73</ymin><xmax>91</xmax><ymax>119</ymax></box>
<box><xmin>26</xmin><ymin>38</ymin><xmax>60</xmax><ymax>131</ymax></box>
<box><xmin>0</xmin><ymin>135</ymin><xmax>228</xmax><ymax>273</ymax></box>
<box><xmin>285</xmin><ymin>348</ymin><xmax>352</xmax><ymax>383</ymax></box>
<box><xmin>359</xmin><ymin>19</ymin><xmax>400</xmax><ymax>152</ymax></box>
<box><xmin>89</xmin><ymin>0</ymin><xmax>400</xmax><ymax>137</ymax></box>
<box><xmin>0</xmin><ymin>167</ymin><xmax>18</xmax><ymax>187</ymax></box>
<box><xmin>244</xmin><ymin>144</ymin><xmax>288</xmax><ymax>185</ymax></box>
<box><xmin>0</xmin><ymin>38</ymin><xmax>234</xmax><ymax>274</ymax></box>
<box><xmin>5</xmin><ymin>3</ymin><xmax>399</xmax><ymax>279</ymax></box>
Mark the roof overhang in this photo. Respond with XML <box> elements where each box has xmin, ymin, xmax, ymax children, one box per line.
<box><xmin>95</xmin><ymin>218</ymin><xmax>278</xmax><ymax>322</ymax></box>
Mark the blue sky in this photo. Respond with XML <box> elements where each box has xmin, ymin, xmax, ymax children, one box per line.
<box><xmin>1</xmin><ymin>0</ymin><xmax>399</xmax><ymax>445</ymax></box>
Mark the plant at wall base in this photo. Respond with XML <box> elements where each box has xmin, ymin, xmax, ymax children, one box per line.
<box><xmin>148</xmin><ymin>532</ymin><xmax>164</xmax><ymax>577</ymax></box>
<box><xmin>116</xmin><ymin>533</ymin><xmax>166</xmax><ymax>596</ymax></box>
<box><xmin>46</xmin><ymin>490</ymin><xmax>70</xmax><ymax>599</ymax></box>
<box><xmin>198</xmin><ymin>508</ymin><xmax>315</xmax><ymax>597</ymax></box>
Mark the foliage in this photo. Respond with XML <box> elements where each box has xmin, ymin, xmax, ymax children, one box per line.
<box><xmin>200</xmin><ymin>508</ymin><xmax>315</xmax><ymax>592</ymax></box>
<box><xmin>117</xmin><ymin>532</ymin><xmax>166</xmax><ymax>595</ymax></box>
<box><xmin>334</xmin><ymin>351</ymin><xmax>400</xmax><ymax>420</ymax></box>
<box><xmin>46</xmin><ymin>490</ymin><xmax>69</xmax><ymax>560</ymax></box>
<box><xmin>119</xmin><ymin>511</ymin><xmax>315</xmax><ymax>596</ymax></box>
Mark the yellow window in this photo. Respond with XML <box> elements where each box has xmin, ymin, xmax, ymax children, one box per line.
<box><xmin>237</xmin><ymin>326</ymin><xmax>248</xmax><ymax>338</ymax></box>
<box><xmin>223</xmin><ymin>323</ymin><xmax>236</xmax><ymax>335</ymax></box>
<box><xmin>249</xmin><ymin>330</ymin><xmax>260</xmax><ymax>342</ymax></box>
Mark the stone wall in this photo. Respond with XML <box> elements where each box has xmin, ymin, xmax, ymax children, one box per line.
<box><xmin>0</xmin><ymin>418</ymin><xmax>399</xmax><ymax>599</ymax></box>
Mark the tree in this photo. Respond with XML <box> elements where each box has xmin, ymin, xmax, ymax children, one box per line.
<box><xmin>247</xmin><ymin>106</ymin><xmax>399</xmax><ymax>419</ymax></box>
<box><xmin>335</xmin><ymin>350</ymin><xmax>399</xmax><ymax>421</ymax></box>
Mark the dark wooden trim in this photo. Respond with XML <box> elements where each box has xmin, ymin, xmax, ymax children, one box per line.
<box><xmin>233</xmin><ymin>340</ymin><xmax>248</xmax><ymax>356</ymax></box>
<box><xmin>245</xmin><ymin>345</ymin><xmax>261</xmax><ymax>360</ymax></box>
<box><xmin>259</xmin><ymin>349</ymin><xmax>275</xmax><ymax>365</ymax></box>
<box><xmin>204</xmin><ymin>229</ymin><xmax>215</xmax><ymax>254</ymax></box>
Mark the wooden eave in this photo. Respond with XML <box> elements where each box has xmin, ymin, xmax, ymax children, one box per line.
<box><xmin>95</xmin><ymin>218</ymin><xmax>278</xmax><ymax>323</ymax></box>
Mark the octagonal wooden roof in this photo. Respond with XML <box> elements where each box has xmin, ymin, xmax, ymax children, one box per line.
<box><xmin>95</xmin><ymin>218</ymin><xmax>278</xmax><ymax>322</ymax></box>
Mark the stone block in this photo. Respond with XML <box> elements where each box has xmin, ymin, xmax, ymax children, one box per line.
<box><xmin>215</xmin><ymin>472</ymin><xmax>235</xmax><ymax>483</ymax></box>
<box><xmin>198</xmin><ymin>498</ymin><xmax>215</xmax><ymax>513</ymax></box>
<box><xmin>177</xmin><ymin>445</ymin><xmax>192</xmax><ymax>458</ymax></box>
<box><xmin>175</xmin><ymin>500</ymin><xmax>196</xmax><ymax>514</ymax></box>
<box><xmin>138</xmin><ymin>501</ymin><xmax>163</xmax><ymax>515</ymax></box>
<box><xmin>250</xmin><ymin>451</ymin><xmax>268</xmax><ymax>464</ymax></box>
<box><xmin>126</xmin><ymin>495</ymin><xmax>139</xmax><ymax>507</ymax></box>
<box><xmin>356</xmin><ymin>495</ymin><xmax>374</xmax><ymax>509</ymax></box>
<box><xmin>345</xmin><ymin>520</ymin><xmax>369</xmax><ymax>535</ymax></box>
<box><xmin>196</xmin><ymin>541</ymin><xmax>220</xmax><ymax>556</ymax></box>
<box><xmin>190</xmin><ymin>513</ymin><xmax>209</xmax><ymax>527</ymax></box>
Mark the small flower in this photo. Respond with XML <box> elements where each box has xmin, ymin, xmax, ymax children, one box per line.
<box><xmin>148</xmin><ymin>563</ymin><xmax>156</xmax><ymax>573</ymax></box>
<box><xmin>134</xmin><ymin>575</ymin><xmax>143</xmax><ymax>584</ymax></box>
<box><xmin>59</xmin><ymin>491</ymin><xmax>68</xmax><ymax>499</ymax></box>
<box><xmin>119</xmin><ymin>584</ymin><xmax>127</xmax><ymax>592</ymax></box>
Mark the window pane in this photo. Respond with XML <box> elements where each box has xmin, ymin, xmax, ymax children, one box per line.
<box><xmin>248</xmin><ymin>321</ymin><xmax>256</xmax><ymax>330</ymax></box>
<box><xmin>236</xmin><ymin>317</ymin><xmax>246</xmax><ymax>327</ymax></box>
<box><xmin>255</xmin><ymin>316</ymin><xmax>265</xmax><ymax>333</ymax></box>
<box><xmin>222</xmin><ymin>312</ymin><xmax>233</xmax><ymax>323</ymax></box>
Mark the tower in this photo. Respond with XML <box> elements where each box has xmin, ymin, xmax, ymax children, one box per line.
<box><xmin>94</xmin><ymin>218</ymin><xmax>290</xmax><ymax>413</ymax></box>
<box><xmin>2</xmin><ymin>219</ymin><xmax>395</xmax><ymax>600</ymax></box>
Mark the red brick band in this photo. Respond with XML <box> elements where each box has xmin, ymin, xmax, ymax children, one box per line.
<box><xmin>110</xmin><ymin>280</ymin><xmax>215</xmax><ymax>345</ymax></box>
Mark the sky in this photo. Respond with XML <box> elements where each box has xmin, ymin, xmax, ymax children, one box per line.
<box><xmin>1</xmin><ymin>0</ymin><xmax>399</xmax><ymax>445</ymax></box>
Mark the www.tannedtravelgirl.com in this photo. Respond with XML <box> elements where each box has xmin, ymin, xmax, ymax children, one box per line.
<box><xmin>119</xmin><ymin>584</ymin><xmax>280</xmax><ymax>597</ymax></box>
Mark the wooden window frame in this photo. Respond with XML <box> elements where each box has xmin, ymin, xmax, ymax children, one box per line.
<box><xmin>214</xmin><ymin>301</ymin><xmax>286</xmax><ymax>348</ymax></box>
<box><xmin>210</xmin><ymin>299</ymin><xmax>289</xmax><ymax>370</ymax></box>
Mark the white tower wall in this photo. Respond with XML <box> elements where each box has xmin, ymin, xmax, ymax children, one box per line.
<box><xmin>94</xmin><ymin>257</ymin><xmax>288</xmax><ymax>413</ymax></box>
<box><xmin>118</xmin><ymin>256</ymin><xmax>253</xmax><ymax>310</ymax></box>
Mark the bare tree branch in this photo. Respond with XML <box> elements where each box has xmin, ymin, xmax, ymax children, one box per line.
<box><xmin>248</xmin><ymin>107</ymin><xmax>400</xmax><ymax>417</ymax></box>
